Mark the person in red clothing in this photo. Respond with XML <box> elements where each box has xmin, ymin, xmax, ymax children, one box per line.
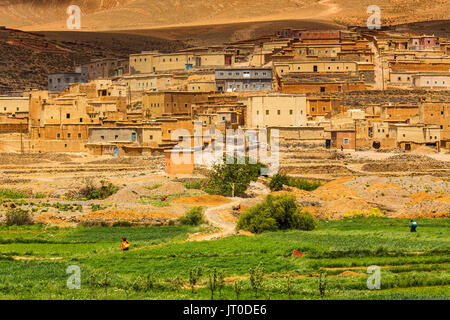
<box><xmin>121</xmin><ymin>237</ymin><xmax>130</xmax><ymax>251</ymax></box>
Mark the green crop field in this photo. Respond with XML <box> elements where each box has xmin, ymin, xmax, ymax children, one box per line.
<box><xmin>0</xmin><ymin>218</ymin><xmax>449</xmax><ymax>300</ymax></box>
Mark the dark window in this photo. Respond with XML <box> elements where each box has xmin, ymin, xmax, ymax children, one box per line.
<box><xmin>66</xmin><ymin>113</ymin><xmax>70</xmax><ymax>119</ymax></box>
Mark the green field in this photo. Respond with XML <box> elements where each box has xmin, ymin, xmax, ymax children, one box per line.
<box><xmin>0</xmin><ymin>218</ymin><xmax>449</xmax><ymax>300</ymax></box>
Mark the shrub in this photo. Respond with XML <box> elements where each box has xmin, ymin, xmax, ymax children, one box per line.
<box><xmin>0</xmin><ymin>189</ymin><xmax>28</xmax><ymax>199</ymax></box>
<box><xmin>5</xmin><ymin>208</ymin><xmax>33</xmax><ymax>226</ymax></box>
<box><xmin>343</xmin><ymin>208</ymin><xmax>385</xmax><ymax>219</ymax></box>
<box><xmin>293</xmin><ymin>210</ymin><xmax>318</xmax><ymax>231</ymax></box>
<box><xmin>34</xmin><ymin>192</ymin><xmax>46</xmax><ymax>199</ymax></box>
<box><xmin>79</xmin><ymin>179</ymin><xmax>119</xmax><ymax>200</ymax></box>
<box><xmin>237</xmin><ymin>194</ymin><xmax>317</xmax><ymax>233</ymax></box>
<box><xmin>269</xmin><ymin>173</ymin><xmax>289</xmax><ymax>191</ymax></box>
<box><xmin>179</xmin><ymin>207</ymin><xmax>205</xmax><ymax>226</ymax></box>
<box><xmin>287</xmin><ymin>177</ymin><xmax>321</xmax><ymax>191</ymax></box>
<box><xmin>205</xmin><ymin>156</ymin><xmax>266</xmax><ymax>197</ymax></box>
<box><xmin>269</xmin><ymin>175</ymin><xmax>321</xmax><ymax>192</ymax></box>
<box><xmin>183</xmin><ymin>180</ymin><xmax>204</xmax><ymax>190</ymax></box>
<box><xmin>112</xmin><ymin>221</ymin><xmax>132</xmax><ymax>227</ymax></box>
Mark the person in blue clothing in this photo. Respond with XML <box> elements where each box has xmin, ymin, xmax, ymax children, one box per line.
<box><xmin>410</xmin><ymin>220</ymin><xmax>418</xmax><ymax>232</ymax></box>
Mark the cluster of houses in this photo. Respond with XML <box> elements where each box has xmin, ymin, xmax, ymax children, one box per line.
<box><xmin>0</xmin><ymin>26</ymin><xmax>449</xmax><ymax>172</ymax></box>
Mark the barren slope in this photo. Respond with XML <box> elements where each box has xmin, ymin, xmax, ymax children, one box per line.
<box><xmin>0</xmin><ymin>0</ymin><xmax>447</xmax><ymax>31</ymax></box>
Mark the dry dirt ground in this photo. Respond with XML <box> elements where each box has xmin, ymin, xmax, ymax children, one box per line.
<box><xmin>0</xmin><ymin>150</ymin><xmax>448</xmax><ymax>237</ymax></box>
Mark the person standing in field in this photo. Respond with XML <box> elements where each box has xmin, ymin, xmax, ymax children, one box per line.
<box><xmin>410</xmin><ymin>220</ymin><xmax>418</xmax><ymax>232</ymax></box>
<box><xmin>121</xmin><ymin>237</ymin><xmax>130</xmax><ymax>251</ymax></box>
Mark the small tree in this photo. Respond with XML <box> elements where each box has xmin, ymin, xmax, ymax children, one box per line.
<box><xmin>318</xmin><ymin>270</ymin><xmax>328</xmax><ymax>299</ymax></box>
<box><xmin>249</xmin><ymin>262</ymin><xmax>265</xmax><ymax>298</ymax></box>
<box><xmin>234</xmin><ymin>281</ymin><xmax>243</xmax><ymax>300</ymax></box>
<box><xmin>286</xmin><ymin>275</ymin><xmax>292</xmax><ymax>300</ymax></box>
<box><xmin>269</xmin><ymin>173</ymin><xmax>289</xmax><ymax>191</ymax></box>
<box><xmin>189</xmin><ymin>265</ymin><xmax>203</xmax><ymax>293</ymax></box>
<box><xmin>217</xmin><ymin>270</ymin><xmax>225</xmax><ymax>297</ymax></box>
<box><xmin>208</xmin><ymin>267</ymin><xmax>219</xmax><ymax>300</ymax></box>
<box><xmin>205</xmin><ymin>156</ymin><xmax>266</xmax><ymax>197</ymax></box>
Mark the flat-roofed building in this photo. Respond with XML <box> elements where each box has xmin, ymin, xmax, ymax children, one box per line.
<box><xmin>48</xmin><ymin>73</ymin><xmax>87</xmax><ymax>92</ymax></box>
<box><xmin>215</xmin><ymin>68</ymin><xmax>272</xmax><ymax>92</ymax></box>
<box><xmin>246</xmin><ymin>94</ymin><xmax>307</xmax><ymax>129</ymax></box>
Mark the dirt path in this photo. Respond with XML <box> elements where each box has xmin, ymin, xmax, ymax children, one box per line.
<box><xmin>189</xmin><ymin>181</ymin><xmax>271</xmax><ymax>241</ymax></box>
<box><xmin>188</xmin><ymin>199</ymin><xmax>242</xmax><ymax>241</ymax></box>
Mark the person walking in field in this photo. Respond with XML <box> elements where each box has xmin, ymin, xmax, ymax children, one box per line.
<box><xmin>410</xmin><ymin>220</ymin><xmax>418</xmax><ymax>232</ymax></box>
<box><xmin>121</xmin><ymin>237</ymin><xmax>130</xmax><ymax>251</ymax></box>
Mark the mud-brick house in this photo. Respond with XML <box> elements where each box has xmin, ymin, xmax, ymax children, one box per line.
<box><xmin>306</xmin><ymin>97</ymin><xmax>341</xmax><ymax>120</ymax></box>
<box><xmin>142</xmin><ymin>91</ymin><xmax>211</xmax><ymax>118</ymax></box>
<box><xmin>76</xmin><ymin>58</ymin><xmax>129</xmax><ymax>81</ymax></box>
<box><xmin>280</xmin><ymin>73</ymin><xmax>365</xmax><ymax>94</ymax></box>
<box><xmin>390</xmin><ymin>124</ymin><xmax>441</xmax><ymax>151</ymax></box>
<box><xmin>409</xmin><ymin>36</ymin><xmax>439</xmax><ymax>51</ymax></box>
<box><xmin>246</xmin><ymin>94</ymin><xmax>307</xmax><ymax>129</ymax></box>
<box><xmin>328</xmin><ymin>128</ymin><xmax>356</xmax><ymax>150</ymax></box>
<box><xmin>419</xmin><ymin>101</ymin><xmax>450</xmax><ymax>149</ymax></box>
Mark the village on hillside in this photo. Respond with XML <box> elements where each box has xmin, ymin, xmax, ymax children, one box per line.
<box><xmin>0</xmin><ymin>22</ymin><xmax>448</xmax><ymax>302</ymax></box>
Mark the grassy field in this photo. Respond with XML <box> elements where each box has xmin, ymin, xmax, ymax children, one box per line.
<box><xmin>0</xmin><ymin>218</ymin><xmax>448</xmax><ymax>300</ymax></box>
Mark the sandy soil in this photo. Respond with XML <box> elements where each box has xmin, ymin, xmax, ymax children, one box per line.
<box><xmin>0</xmin><ymin>150</ymin><xmax>448</xmax><ymax>231</ymax></box>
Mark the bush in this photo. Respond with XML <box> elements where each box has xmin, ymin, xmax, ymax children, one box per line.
<box><xmin>287</xmin><ymin>177</ymin><xmax>321</xmax><ymax>191</ymax></box>
<box><xmin>269</xmin><ymin>175</ymin><xmax>321</xmax><ymax>192</ymax></box>
<box><xmin>343</xmin><ymin>208</ymin><xmax>385</xmax><ymax>219</ymax></box>
<box><xmin>237</xmin><ymin>194</ymin><xmax>317</xmax><ymax>233</ymax></box>
<box><xmin>179</xmin><ymin>207</ymin><xmax>205</xmax><ymax>226</ymax></box>
<box><xmin>0</xmin><ymin>189</ymin><xmax>28</xmax><ymax>199</ymax></box>
<box><xmin>205</xmin><ymin>156</ymin><xmax>266</xmax><ymax>197</ymax></box>
<box><xmin>293</xmin><ymin>210</ymin><xmax>318</xmax><ymax>231</ymax></box>
<box><xmin>5</xmin><ymin>208</ymin><xmax>33</xmax><ymax>226</ymax></box>
<box><xmin>34</xmin><ymin>192</ymin><xmax>46</xmax><ymax>199</ymax></box>
<box><xmin>183</xmin><ymin>180</ymin><xmax>204</xmax><ymax>190</ymax></box>
<box><xmin>112</xmin><ymin>221</ymin><xmax>133</xmax><ymax>227</ymax></box>
<box><xmin>79</xmin><ymin>179</ymin><xmax>119</xmax><ymax>200</ymax></box>
<box><xmin>269</xmin><ymin>174</ymin><xmax>289</xmax><ymax>191</ymax></box>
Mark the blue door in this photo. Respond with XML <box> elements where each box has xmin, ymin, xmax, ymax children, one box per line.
<box><xmin>132</xmin><ymin>132</ymin><xmax>136</xmax><ymax>142</ymax></box>
<box><xmin>114</xmin><ymin>147</ymin><xmax>118</xmax><ymax>158</ymax></box>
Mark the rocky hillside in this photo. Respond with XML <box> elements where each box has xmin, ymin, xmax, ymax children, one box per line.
<box><xmin>0</xmin><ymin>27</ymin><xmax>188</xmax><ymax>93</ymax></box>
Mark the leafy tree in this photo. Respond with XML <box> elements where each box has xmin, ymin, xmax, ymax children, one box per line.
<box><xmin>205</xmin><ymin>156</ymin><xmax>266</xmax><ymax>197</ymax></box>
<box><xmin>237</xmin><ymin>194</ymin><xmax>317</xmax><ymax>233</ymax></box>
